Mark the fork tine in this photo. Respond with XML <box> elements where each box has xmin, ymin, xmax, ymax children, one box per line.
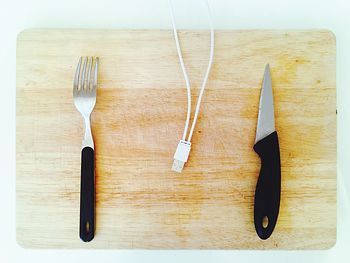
<box><xmin>86</xmin><ymin>57</ymin><xmax>93</xmax><ymax>90</ymax></box>
<box><xmin>92</xmin><ymin>57</ymin><xmax>99</xmax><ymax>91</ymax></box>
<box><xmin>81</xmin><ymin>57</ymin><xmax>88</xmax><ymax>90</ymax></box>
<box><xmin>73</xmin><ymin>57</ymin><xmax>82</xmax><ymax>92</ymax></box>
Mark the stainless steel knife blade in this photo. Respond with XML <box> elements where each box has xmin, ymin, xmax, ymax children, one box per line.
<box><xmin>255</xmin><ymin>64</ymin><xmax>275</xmax><ymax>143</ymax></box>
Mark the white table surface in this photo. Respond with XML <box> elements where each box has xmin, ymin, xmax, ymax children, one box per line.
<box><xmin>1</xmin><ymin>0</ymin><xmax>349</xmax><ymax>262</ymax></box>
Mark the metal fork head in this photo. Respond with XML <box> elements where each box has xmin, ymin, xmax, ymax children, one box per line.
<box><xmin>73</xmin><ymin>56</ymin><xmax>99</xmax><ymax>116</ymax></box>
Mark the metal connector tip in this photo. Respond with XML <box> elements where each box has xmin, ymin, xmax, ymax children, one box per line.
<box><xmin>172</xmin><ymin>159</ymin><xmax>185</xmax><ymax>173</ymax></box>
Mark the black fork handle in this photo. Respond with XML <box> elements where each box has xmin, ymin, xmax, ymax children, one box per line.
<box><xmin>79</xmin><ymin>146</ymin><xmax>95</xmax><ymax>242</ymax></box>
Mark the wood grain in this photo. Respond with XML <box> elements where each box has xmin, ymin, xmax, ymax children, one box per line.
<box><xmin>16</xmin><ymin>29</ymin><xmax>336</xmax><ymax>249</ymax></box>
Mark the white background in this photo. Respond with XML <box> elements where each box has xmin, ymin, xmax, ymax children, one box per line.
<box><xmin>1</xmin><ymin>0</ymin><xmax>349</xmax><ymax>262</ymax></box>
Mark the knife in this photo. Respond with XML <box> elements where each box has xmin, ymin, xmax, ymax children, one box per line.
<box><xmin>253</xmin><ymin>64</ymin><xmax>281</xmax><ymax>240</ymax></box>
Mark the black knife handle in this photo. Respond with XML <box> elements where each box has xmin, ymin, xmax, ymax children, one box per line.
<box><xmin>253</xmin><ymin>131</ymin><xmax>281</xmax><ymax>240</ymax></box>
<box><xmin>79</xmin><ymin>146</ymin><xmax>95</xmax><ymax>242</ymax></box>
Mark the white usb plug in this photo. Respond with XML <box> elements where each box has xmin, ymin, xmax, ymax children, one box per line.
<box><xmin>172</xmin><ymin>140</ymin><xmax>191</xmax><ymax>173</ymax></box>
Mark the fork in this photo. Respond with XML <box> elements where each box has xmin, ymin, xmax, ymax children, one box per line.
<box><xmin>73</xmin><ymin>56</ymin><xmax>99</xmax><ymax>242</ymax></box>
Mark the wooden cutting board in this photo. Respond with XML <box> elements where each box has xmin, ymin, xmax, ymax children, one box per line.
<box><xmin>16</xmin><ymin>29</ymin><xmax>336</xmax><ymax>249</ymax></box>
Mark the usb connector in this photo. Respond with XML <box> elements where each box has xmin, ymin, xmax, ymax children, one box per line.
<box><xmin>172</xmin><ymin>140</ymin><xmax>191</xmax><ymax>173</ymax></box>
<box><xmin>169</xmin><ymin>0</ymin><xmax>213</xmax><ymax>173</ymax></box>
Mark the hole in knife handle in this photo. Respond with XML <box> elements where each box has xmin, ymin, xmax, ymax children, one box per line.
<box><xmin>85</xmin><ymin>221</ymin><xmax>90</xmax><ymax>234</ymax></box>
<box><xmin>262</xmin><ymin>216</ymin><xmax>269</xmax><ymax>229</ymax></box>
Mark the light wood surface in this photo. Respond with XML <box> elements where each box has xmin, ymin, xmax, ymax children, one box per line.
<box><xmin>16</xmin><ymin>29</ymin><xmax>336</xmax><ymax>249</ymax></box>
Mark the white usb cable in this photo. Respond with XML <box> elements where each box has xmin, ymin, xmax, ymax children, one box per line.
<box><xmin>169</xmin><ymin>0</ymin><xmax>215</xmax><ymax>172</ymax></box>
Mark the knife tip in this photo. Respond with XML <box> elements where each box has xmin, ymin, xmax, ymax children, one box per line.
<box><xmin>264</xmin><ymin>64</ymin><xmax>271</xmax><ymax>79</ymax></box>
